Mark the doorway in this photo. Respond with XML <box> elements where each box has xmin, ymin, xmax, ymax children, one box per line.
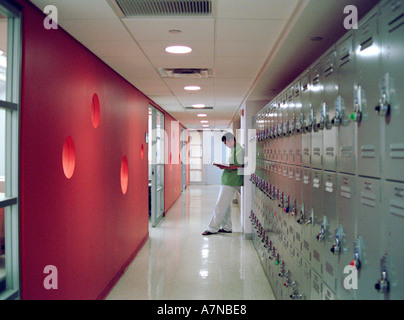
<box><xmin>148</xmin><ymin>106</ymin><xmax>165</xmax><ymax>227</ymax></box>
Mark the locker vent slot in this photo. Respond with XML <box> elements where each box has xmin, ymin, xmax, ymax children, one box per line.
<box><xmin>324</xmin><ymin>66</ymin><xmax>334</xmax><ymax>77</ymax></box>
<box><xmin>360</xmin><ymin>37</ymin><xmax>374</xmax><ymax>51</ymax></box>
<box><xmin>325</xmin><ymin>262</ymin><xmax>334</xmax><ymax>276</ymax></box>
<box><xmin>390</xmin><ymin>199</ymin><xmax>404</xmax><ymax>218</ymax></box>
<box><xmin>360</xmin><ymin>145</ymin><xmax>376</xmax><ymax>158</ymax></box>
<box><xmin>113</xmin><ymin>0</ymin><xmax>212</xmax><ymax>17</ymax></box>
<box><xmin>388</xmin><ymin>12</ymin><xmax>404</xmax><ymax>33</ymax></box>
<box><xmin>361</xmin><ymin>191</ymin><xmax>376</xmax><ymax>207</ymax></box>
<box><xmin>339</xmin><ymin>53</ymin><xmax>351</xmax><ymax>67</ymax></box>
<box><xmin>390</xmin><ymin>143</ymin><xmax>404</xmax><ymax>159</ymax></box>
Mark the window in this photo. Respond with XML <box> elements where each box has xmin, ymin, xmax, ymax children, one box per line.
<box><xmin>0</xmin><ymin>0</ymin><xmax>21</xmax><ymax>300</ymax></box>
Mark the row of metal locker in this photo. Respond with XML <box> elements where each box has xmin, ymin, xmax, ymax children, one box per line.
<box><xmin>250</xmin><ymin>163</ymin><xmax>403</xmax><ymax>300</ymax></box>
<box><xmin>249</xmin><ymin>0</ymin><xmax>404</xmax><ymax>300</ymax></box>
<box><xmin>254</xmin><ymin>0</ymin><xmax>404</xmax><ymax>182</ymax></box>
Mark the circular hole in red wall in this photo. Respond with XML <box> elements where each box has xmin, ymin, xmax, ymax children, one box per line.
<box><xmin>141</xmin><ymin>144</ymin><xmax>144</xmax><ymax>160</ymax></box>
<box><xmin>62</xmin><ymin>136</ymin><xmax>76</xmax><ymax>179</ymax></box>
<box><xmin>121</xmin><ymin>156</ymin><xmax>129</xmax><ymax>194</ymax></box>
<box><xmin>92</xmin><ymin>93</ymin><xmax>100</xmax><ymax>128</ymax></box>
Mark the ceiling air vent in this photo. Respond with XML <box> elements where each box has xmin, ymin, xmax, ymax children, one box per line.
<box><xmin>158</xmin><ymin>68</ymin><xmax>214</xmax><ymax>78</ymax></box>
<box><xmin>111</xmin><ymin>0</ymin><xmax>213</xmax><ymax>17</ymax></box>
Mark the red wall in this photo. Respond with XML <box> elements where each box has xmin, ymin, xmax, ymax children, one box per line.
<box><xmin>16</xmin><ymin>0</ymin><xmax>186</xmax><ymax>299</ymax></box>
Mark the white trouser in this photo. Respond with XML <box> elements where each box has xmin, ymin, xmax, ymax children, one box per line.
<box><xmin>207</xmin><ymin>185</ymin><xmax>237</xmax><ymax>233</ymax></box>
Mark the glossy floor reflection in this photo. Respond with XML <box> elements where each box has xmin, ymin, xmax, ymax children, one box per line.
<box><xmin>106</xmin><ymin>185</ymin><xmax>275</xmax><ymax>300</ymax></box>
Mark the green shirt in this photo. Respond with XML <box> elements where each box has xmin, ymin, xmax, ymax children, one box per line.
<box><xmin>221</xmin><ymin>143</ymin><xmax>244</xmax><ymax>187</ymax></box>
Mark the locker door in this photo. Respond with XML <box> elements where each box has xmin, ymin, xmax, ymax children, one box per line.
<box><xmin>311</xmin><ymin>169</ymin><xmax>324</xmax><ymax>277</ymax></box>
<box><xmin>293</xmin><ymin>166</ymin><xmax>303</xmax><ymax>252</ymax></box>
<box><xmin>322</xmin><ymin>172</ymin><xmax>338</xmax><ymax>294</ymax></box>
<box><xmin>310</xmin><ymin>63</ymin><xmax>324</xmax><ymax>170</ymax></box>
<box><xmin>321</xmin><ymin>48</ymin><xmax>339</xmax><ymax>172</ymax></box>
<box><xmin>336</xmin><ymin>33</ymin><xmax>357</xmax><ymax>175</ymax></box>
<box><xmin>301</xmin><ymin>167</ymin><xmax>312</xmax><ymax>263</ymax></box>
<box><xmin>380</xmin><ymin>1</ymin><xmax>404</xmax><ymax>182</ymax></box>
<box><xmin>301</xmin><ymin>71</ymin><xmax>311</xmax><ymax>167</ymax></box>
<box><xmin>356</xmin><ymin>177</ymin><xmax>384</xmax><ymax>300</ymax></box>
<box><xmin>286</xmin><ymin>165</ymin><xmax>296</xmax><ymax>244</ymax></box>
<box><xmin>281</xmin><ymin>93</ymin><xmax>289</xmax><ymax>163</ymax></box>
<box><xmin>293</xmin><ymin>79</ymin><xmax>303</xmax><ymax>166</ymax></box>
<box><xmin>384</xmin><ymin>181</ymin><xmax>404</xmax><ymax>300</ymax></box>
<box><xmin>355</xmin><ymin>11</ymin><xmax>382</xmax><ymax>178</ymax></box>
<box><xmin>287</xmin><ymin>86</ymin><xmax>295</xmax><ymax>165</ymax></box>
<box><xmin>336</xmin><ymin>174</ymin><xmax>356</xmax><ymax>300</ymax></box>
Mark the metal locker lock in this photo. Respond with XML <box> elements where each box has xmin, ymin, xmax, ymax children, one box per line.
<box><xmin>322</xmin><ymin>102</ymin><xmax>332</xmax><ymax>130</ymax></box>
<box><xmin>305</xmin><ymin>111</ymin><xmax>313</xmax><ymax>132</ymax></box>
<box><xmin>374</xmin><ymin>73</ymin><xmax>391</xmax><ymax>117</ymax></box>
<box><xmin>331</xmin><ymin>96</ymin><xmax>344</xmax><ymax>126</ymax></box>
<box><xmin>304</xmin><ymin>209</ymin><xmax>314</xmax><ymax>226</ymax></box>
<box><xmin>269</xmin><ymin>246</ymin><xmax>276</xmax><ymax>260</ymax></box>
<box><xmin>374</xmin><ymin>255</ymin><xmax>390</xmax><ymax>294</ymax></box>
<box><xmin>330</xmin><ymin>225</ymin><xmax>344</xmax><ymax>255</ymax></box>
<box><xmin>296</xmin><ymin>113</ymin><xmax>304</xmax><ymax>133</ymax></box>
<box><xmin>284</xmin><ymin>270</ymin><xmax>294</xmax><ymax>287</ymax></box>
<box><xmin>350</xmin><ymin>85</ymin><xmax>363</xmax><ymax>122</ymax></box>
<box><xmin>297</xmin><ymin>203</ymin><xmax>305</xmax><ymax>225</ymax></box>
<box><xmin>278</xmin><ymin>261</ymin><xmax>286</xmax><ymax>277</ymax></box>
<box><xmin>350</xmin><ymin>237</ymin><xmax>362</xmax><ymax>270</ymax></box>
<box><xmin>290</xmin><ymin>290</ymin><xmax>304</xmax><ymax>300</ymax></box>
<box><xmin>316</xmin><ymin>216</ymin><xmax>328</xmax><ymax>242</ymax></box>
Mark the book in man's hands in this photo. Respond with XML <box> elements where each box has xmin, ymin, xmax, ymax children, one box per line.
<box><xmin>212</xmin><ymin>161</ymin><xmax>230</xmax><ymax>167</ymax></box>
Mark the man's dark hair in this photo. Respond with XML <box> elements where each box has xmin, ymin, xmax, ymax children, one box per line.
<box><xmin>222</xmin><ymin>132</ymin><xmax>236</xmax><ymax>143</ymax></box>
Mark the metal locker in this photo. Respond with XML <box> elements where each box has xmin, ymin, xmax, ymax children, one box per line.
<box><xmin>321</xmin><ymin>47</ymin><xmax>339</xmax><ymax>172</ymax></box>
<box><xmin>281</xmin><ymin>92</ymin><xmax>289</xmax><ymax>163</ymax></box>
<box><xmin>383</xmin><ymin>181</ymin><xmax>404</xmax><ymax>300</ymax></box>
<box><xmin>379</xmin><ymin>0</ymin><xmax>404</xmax><ymax>182</ymax></box>
<box><xmin>301</xmin><ymin>257</ymin><xmax>311</xmax><ymax>300</ymax></box>
<box><xmin>322</xmin><ymin>172</ymin><xmax>339</xmax><ymax>294</ymax></box>
<box><xmin>356</xmin><ymin>177</ymin><xmax>384</xmax><ymax>300</ymax></box>
<box><xmin>336</xmin><ymin>32</ymin><xmax>357</xmax><ymax>175</ymax></box>
<box><xmin>300</xmin><ymin>71</ymin><xmax>311</xmax><ymax>167</ymax></box>
<box><xmin>300</xmin><ymin>167</ymin><xmax>312</xmax><ymax>263</ymax></box>
<box><xmin>335</xmin><ymin>173</ymin><xmax>356</xmax><ymax>300</ymax></box>
<box><xmin>287</xmin><ymin>86</ymin><xmax>296</xmax><ymax>165</ymax></box>
<box><xmin>322</xmin><ymin>283</ymin><xmax>337</xmax><ymax>300</ymax></box>
<box><xmin>355</xmin><ymin>9</ymin><xmax>382</xmax><ymax>178</ymax></box>
<box><xmin>311</xmin><ymin>169</ymin><xmax>324</xmax><ymax>277</ymax></box>
<box><xmin>311</xmin><ymin>270</ymin><xmax>323</xmax><ymax>300</ymax></box>
<box><xmin>288</xmin><ymin>244</ymin><xmax>304</xmax><ymax>300</ymax></box>
<box><xmin>310</xmin><ymin>62</ymin><xmax>324</xmax><ymax>170</ymax></box>
<box><xmin>293</xmin><ymin>166</ymin><xmax>303</xmax><ymax>252</ymax></box>
<box><xmin>286</xmin><ymin>165</ymin><xmax>296</xmax><ymax>244</ymax></box>
<box><xmin>292</xmin><ymin>79</ymin><xmax>303</xmax><ymax>166</ymax></box>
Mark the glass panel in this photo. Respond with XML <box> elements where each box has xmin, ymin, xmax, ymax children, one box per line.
<box><xmin>0</xmin><ymin>108</ymin><xmax>5</xmax><ymax>199</ymax></box>
<box><xmin>0</xmin><ymin>207</ymin><xmax>4</xmax><ymax>292</ymax></box>
<box><xmin>190</xmin><ymin>145</ymin><xmax>202</xmax><ymax>157</ymax></box>
<box><xmin>0</xmin><ymin>14</ymin><xmax>6</xmax><ymax>101</ymax></box>
<box><xmin>190</xmin><ymin>159</ymin><xmax>202</xmax><ymax>170</ymax></box>
<box><xmin>190</xmin><ymin>170</ymin><xmax>202</xmax><ymax>182</ymax></box>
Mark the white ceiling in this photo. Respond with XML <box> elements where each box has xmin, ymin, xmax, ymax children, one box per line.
<box><xmin>28</xmin><ymin>0</ymin><xmax>379</xmax><ymax>129</ymax></box>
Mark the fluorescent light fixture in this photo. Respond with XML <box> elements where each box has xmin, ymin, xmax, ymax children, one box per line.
<box><xmin>165</xmin><ymin>45</ymin><xmax>192</xmax><ymax>54</ymax></box>
<box><xmin>197</xmin><ymin>113</ymin><xmax>207</xmax><ymax>117</ymax></box>
<box><xmin>184</xmin><ymin>86</ymin><xmax>201</xmax><ymax>91</ymax></box>
<box><xmin>192</xmin><ymin>104</ymin><xmax>205</xmax><ymax>108</ymax></box>
<box><xmin>200</xmin><ymin>120</ymin><xmax>209</xmax><ymax>123</ymax></box>
<box><xmin>202</xmin><ymin>125</ymin><xmax>210</xmax><ymax>128</ymax></box>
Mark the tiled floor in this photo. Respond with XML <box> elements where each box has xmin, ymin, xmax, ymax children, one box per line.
<box><xmin>106</xmin><ymin>185</ymin><xmax>275</xmax><ymax>300</ymax></box>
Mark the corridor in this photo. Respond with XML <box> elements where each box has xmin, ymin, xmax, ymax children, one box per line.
<box><xmin>106</xmin><ymin>185</ymin><xmax>275</xmax><ymax>300</ymax></box>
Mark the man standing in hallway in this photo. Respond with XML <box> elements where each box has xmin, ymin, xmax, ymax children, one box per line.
<box><xmin>202</xmin><ymin>132</ymin><xmax>244</xmax><ymax>235</ymax></box>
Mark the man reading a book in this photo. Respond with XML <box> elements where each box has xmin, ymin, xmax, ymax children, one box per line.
<box><xmin>202</xmin><ymin>132</ymin><xmax>244</xmax><ymax>235</ymax></box>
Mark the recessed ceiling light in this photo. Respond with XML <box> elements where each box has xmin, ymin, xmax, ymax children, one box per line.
<box><xmin>197</xmin><ymin>113</ymin><xmax>207</xmax><ymax>117</ymax></box>
<box><xmin>192</xmin><ymin>104</ymin><xmax>205</xmax><ymax>108</ymax></box>
<box><xmin>165</xmin><ymin>45</ymin><xmax>192</xmax><ymax>54</ymax></box>
<box><xmin>202</xmin><ymin>125</ymin><xmax>210</xmax><ymax>128</ymax></box>
<box><xmin>184</xmin><ymin>86</ymin><xmax>201</xmax><ymax>91</ymax></box>
<box><xmin>200</xmin><ymin>120</ymin><xmax>209</xmax><ymax>123</ymax></box>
